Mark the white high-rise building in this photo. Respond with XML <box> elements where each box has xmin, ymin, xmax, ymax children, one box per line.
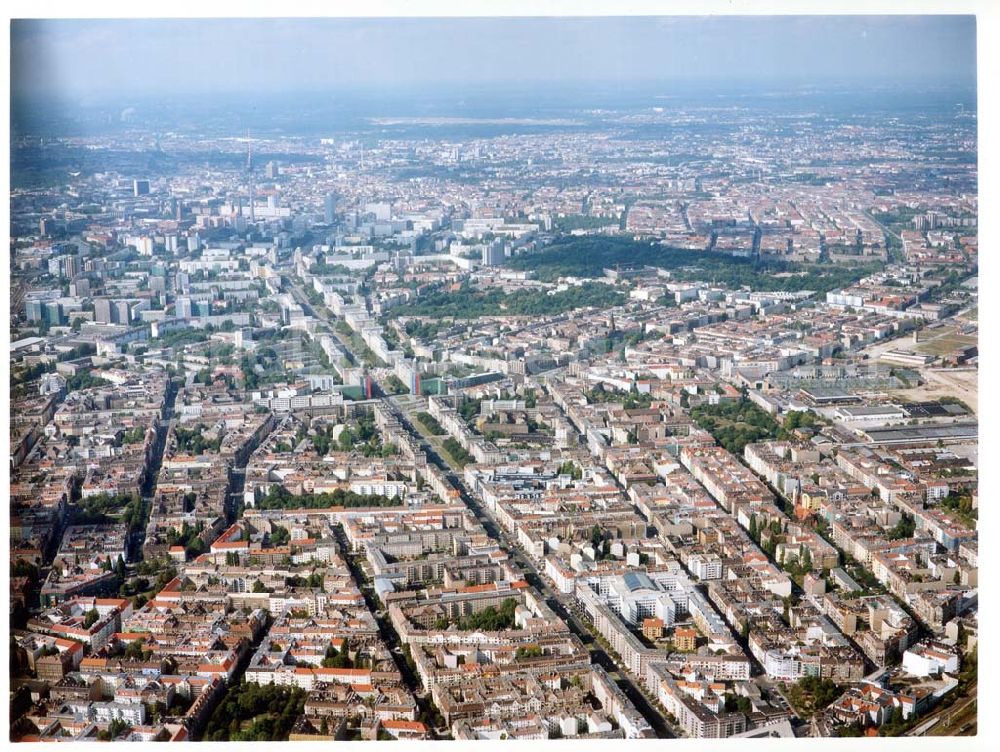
<box><xmin>481</xmin><ymin>242</ymin><xmax>506</xmax><ymax>266</ymax></box>
<box><xmin>324</xmin><ymin>193</ymin><xmax>338</xmax><ymax>224</ymax></box>
<box><xmin>365</xmin><ymin>201</ymin><xmax>391</xmax><ymax>221</ymax></box>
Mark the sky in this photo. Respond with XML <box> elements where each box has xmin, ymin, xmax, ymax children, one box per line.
<box><xmin>11</xmin><ymin>16</ymin><xmax>977</xmax><ymax>101</ymax></box>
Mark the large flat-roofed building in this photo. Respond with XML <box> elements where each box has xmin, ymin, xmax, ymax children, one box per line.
<box><xmin>862</xmin><ymin>422</ymin><xmax>978</xmax><ymax>446</ymax></box>
<box><xmin>798</xmin><ymin>387</ymin><xmax>863</xmax><ymax>406</ymax></box>
<box><xmin>834</xmin><ymin>405</ymin><xmax>909</xmax><ymax>423</ymax></box>
<box><xmin>878</xmin><ymin>351</ymin><xmax>936</xmax><ymax>367</ymax></box>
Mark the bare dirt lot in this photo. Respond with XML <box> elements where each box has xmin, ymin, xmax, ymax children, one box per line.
<box><xmin>915</xmin><ymin>331</ymin><xmax>977</xmax><ymax>357</ymax></box>
<box><xmin>889</xmin><ymin>368</ymin><xmax>978</xmax><ymax>415</ymax></box>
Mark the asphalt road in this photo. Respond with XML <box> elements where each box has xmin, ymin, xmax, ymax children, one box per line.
<box><xmin>130</xmin><ymin>378</ymin><xmax>180</xmax><ymax>561</ymax></box>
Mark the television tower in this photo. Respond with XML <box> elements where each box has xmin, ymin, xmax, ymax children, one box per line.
<box><xmin>246</xmin><ymin>130</ymin><xmax>256</xmax><ymax>223</ymax></box>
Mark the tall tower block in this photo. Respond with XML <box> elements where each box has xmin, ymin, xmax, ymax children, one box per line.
<box><xmin>246</xmin><ymin>130</ymin><xmax>256</xmax><ymax>224</ymax></box>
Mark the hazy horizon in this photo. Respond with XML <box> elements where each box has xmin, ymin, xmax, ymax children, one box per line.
<box><xmin>12</xmin><ymin>16</ymin><xmax>977</xmax><ymax>102</ymax></box>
